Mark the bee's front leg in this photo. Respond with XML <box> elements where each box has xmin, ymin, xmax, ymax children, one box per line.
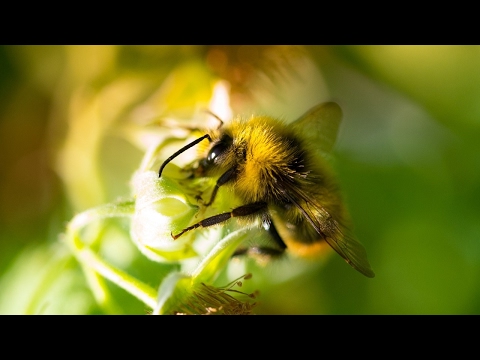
<box><xmin>202</xmin><ymin>167</ymin><xmax>237</xmax><ymax>207</ymax></box>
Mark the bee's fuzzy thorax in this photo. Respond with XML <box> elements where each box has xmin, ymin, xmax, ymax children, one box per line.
<box><xmin>221</xmin><ymin>115</ymin><xmax>305</xmax><ymax>202</ymax></box>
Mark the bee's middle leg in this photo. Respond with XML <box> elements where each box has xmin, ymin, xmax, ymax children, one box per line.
<box><xmin>171</xmin><ymin>202</ymin><xmax>267</xmax><ymax>239</ymax></box>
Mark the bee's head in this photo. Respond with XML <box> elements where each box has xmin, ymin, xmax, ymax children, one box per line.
<box><xmin>199</xmin><ymin>133</ymin><xmax>233</xmax><ymax>172</ymax></box>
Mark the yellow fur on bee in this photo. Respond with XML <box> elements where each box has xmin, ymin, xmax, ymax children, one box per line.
<box><xmin>284</xmin><ymin>236</ymin><xmax>332</xmax><ymax>259</ymax></box>
<box><xmin>225</xmin><ymin>116</ymin><xmax>297</xmax><ymax>202</ymax></box>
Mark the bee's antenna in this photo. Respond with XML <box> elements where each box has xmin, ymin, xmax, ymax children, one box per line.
<box><xmin>158</xmin><ymin>134</ymin><xmax>211</xmax><ymax>178</ymax></box>
<box><xmin>204</xmin><ymin>109</ymin><xmax>224</xmax><ymax>130</ymax></box>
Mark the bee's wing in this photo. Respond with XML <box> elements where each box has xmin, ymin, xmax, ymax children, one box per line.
<box><xmin>287</xmin><ymin>102</ymin><xmax>373</xmax><ymax>276</ymax></box>
<box><xmin>283</xmin><ymin>188</ymin><xmax>375</xmax><ymax>278</ymax></box>
<box><xmin>290</xmin><ymin>102</ymin><xmax>342</xmax><ymax>155</ymax></box>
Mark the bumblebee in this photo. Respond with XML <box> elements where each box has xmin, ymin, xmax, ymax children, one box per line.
<box><xmin>158</xmin><ymin>102</ymin><xmax>375</xmax><ymax>278</ymax></box>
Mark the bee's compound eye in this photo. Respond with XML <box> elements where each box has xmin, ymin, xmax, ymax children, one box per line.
<box><xmin>207</xmin><ymin>142</ymin><xmax>229</xmax><ymax>164</ymax></box>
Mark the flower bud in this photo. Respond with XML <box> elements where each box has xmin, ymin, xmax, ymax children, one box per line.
<box><xmin>130</xmin><ymin>170</ymin><xmax>199</xmax><ymax>262</ymax></box>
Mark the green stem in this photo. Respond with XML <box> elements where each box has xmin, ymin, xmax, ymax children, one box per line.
<box><xmin>76</xmin><ymin>248</ymin><xmax>157</xmax><ymax>310</ymax></box>
<box><xmin>64</xmin><ymin>199</ymin><xmax>157</xmax><ymax>311</ymax></box>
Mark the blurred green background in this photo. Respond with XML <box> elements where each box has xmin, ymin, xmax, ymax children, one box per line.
<box><xmin>0</xmin><ymin>45</ymin><xmax>479</xmax><ymax>314</ymax></box>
